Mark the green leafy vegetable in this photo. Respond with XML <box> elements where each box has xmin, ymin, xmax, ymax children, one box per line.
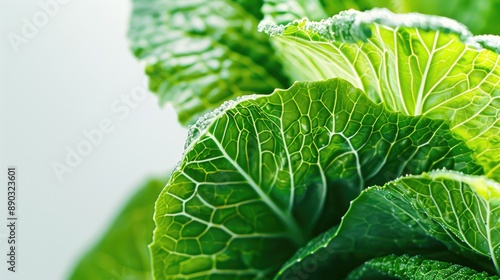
<box><xmin>68</xmin><ymin>178</ymin><xmax>166</xmax><ymax>280</ymax></box>
<box><xmin>346</xmin><ymin>255</ymin><xmax>497</xmax><ymax>280</ymax></box>
<box><xmin>260</xmin><ymin>8</ymin><xmax>500</xmax><ymax>181</ymax></box>
<box><xmin>150</xmin><ymin>79</ymin><xmax>481</xmax><ymax>279</ymax></box>
<box><xmin>90</xmin><ymin>3</ymin><xmax>500</xmax><ymax>280</ymax></box>
<box><xmin>128</xmin><ymin>0</ymin><xmax>289</xmax><ymax>125</ymax></box>
<box><xmin>277</xmin><ymin>170</ymin><xmax>500</xmax><ymax>278</ymax></box>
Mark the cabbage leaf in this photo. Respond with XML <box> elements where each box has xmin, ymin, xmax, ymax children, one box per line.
<box><xmin>150</xmin><ymin>79</ymin><xmax>480</xmax><ymax>279</ymax></box>
<box><xmin>260</xmin><ymin>9</ymin><xmax>500</xmax><ymax>180</ymax></box>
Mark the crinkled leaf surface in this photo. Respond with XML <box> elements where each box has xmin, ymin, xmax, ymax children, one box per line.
<box><xmin>277</xmin><ymin>170</ymin><xmax>500</xmax><ymax>279</ymax></box>
<box><xmin>260</xmin><ymin>8</ymin><xmax>500</xmax><ymax>180</ymax></box>
<box><xmin>275</xmin><ymin>187</ymin><xmax>446</xmax><ymax>279</ymax></box>
<box><xmin>129</xmin><ymin>0</ymin><xmax>288</xmax><ymax>125</ymax></box>
<box><xmin>346</xmin><ymin>255</ymin><xmax>498</xmax><ymax>280</ymax></box>
<box><xmin>150</xmin><ymin>79</ymin><xmax>481</xmax><ymax>279</ymax></box>
<box><xmin>69</xmin><ymin>178</ymin><xmax>166</xmax><ymax>280</ymax></box>
<box><xmin>261</xmin><ymin>0</ymin><xmax>500</xmax><ymax>35</ymax></box>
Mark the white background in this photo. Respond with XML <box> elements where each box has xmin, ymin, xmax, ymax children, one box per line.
<box><xmin>0</xmin><ymin>0</ymin><xmax>187</xmax><ymax>279</ymax></box>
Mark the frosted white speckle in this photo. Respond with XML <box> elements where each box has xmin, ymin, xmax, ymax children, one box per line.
<box><xmin>259</xmin><ymin>8</ymin><xmax>486</xmax><ymax>49</ymax></box>
<box><xmin>475</xmin><ymin>35</ymin><xmax>500</xmax><ymax>53</ymax></box>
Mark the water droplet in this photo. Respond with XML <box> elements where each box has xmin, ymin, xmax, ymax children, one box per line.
<box><xmin>443</xmin><ymin>214</ymin><xmax>454</xmax><ymax>225</ymax></box>
<box><xmin>300</xmin><ymin>116</ymin><xmax>311</xmax><ymax>133</ymax></box>
<box><xmin>406</xmin><ymin>220</ymin><xmax>417</xmax><ymax>228</ymax></box>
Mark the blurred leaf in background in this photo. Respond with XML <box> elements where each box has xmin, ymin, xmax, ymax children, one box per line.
<box><xmin>263</xmin><ymin>0</ymin><xmax>500</xmax><ymax>35</ymax></box>
<box><xmin>128</xmin><ymin>0</ymin><xmax>289</xmax><ymax>125</ymax></box>
<box><xmin>68</xmin><ymin>177</ymin><xmax>167</xmax><ymax>280</ymax></box>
